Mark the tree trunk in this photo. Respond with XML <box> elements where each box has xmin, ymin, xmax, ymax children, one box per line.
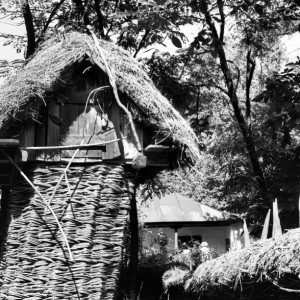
<box><xmin>202</xmin><ymin>0</ymin><xmax>270</xmax><ymax>200</ymax></box>
<box><xmin>128</xmin><ymin>183</ymin><xmax>139</xmax><ymax>300</ymax></box>
<box><xmin>21</xmin><ymin>0</ymin><xmax>36</xmax><ymax>59</ymax></box>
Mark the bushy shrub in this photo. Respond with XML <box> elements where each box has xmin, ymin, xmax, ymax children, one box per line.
<box><xmin>140</xmin><ymin>230</ymin><xmax>219</xmax><ymax>272</ymax></box>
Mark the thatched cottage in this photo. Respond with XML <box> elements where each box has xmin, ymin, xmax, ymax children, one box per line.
<box><xmin>0</xmin><ymin>32</ymin><xmax>199</xmax><ymax>300</ymax></box>
<box><xmin>163</xmin><ymin>228</ymin><xmax>300</xmax><ymax>299</ymax></box>
<box><xmin>142</xmin><ymin>193</ymin><xmax>244</xmax><ymax>253</ymax></box>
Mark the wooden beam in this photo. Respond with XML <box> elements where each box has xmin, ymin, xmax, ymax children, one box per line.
<box><xmin>144</xmin><ymin>145</ymin><xmax>174</xmax><ymax>153</ymax></box>
<box><xmin>20</xmin><ymin>138</ymin><xmax>120</xmax><ymax>151</ymax></box>
<box><xmin>272</xmin><ymin>199</ymin><xmax>282</xmax><ymax>240</ymax></box>
<box><xmin>0</xmin><ymin>139</ymin><xmax>19</xmax><ymax>147</ymax></box>
<box><xmin>174</xmin><ymin>228</ymin><xmax>178</xmax><ymax>250</ymax></box>
<box><xmin>261</xmin><ymin>209</ymin><xmax>271</xmax><ymax>240</ymax></box>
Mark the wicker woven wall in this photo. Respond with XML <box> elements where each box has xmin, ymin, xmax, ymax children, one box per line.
<box><xmin>0</xmin><ymin>163</ymin><xmax>134</xmax><ymax>300</ymax></box>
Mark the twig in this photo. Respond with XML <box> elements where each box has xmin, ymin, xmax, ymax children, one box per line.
<box><xmin>87</xmin><ymin>25</ymin><xmax>142</xmax><ymax>152</ymax></box>
<box><xmin>47</xmin><ymin>139</ymin><xmax>85</xmax><ymax>206</ymax></box>
<box><xmin>1</xmin><ymin>150</ymin><xmax>74</xmax><ymax>261</ymax></box>
<box><xmin>137</xmin><ymin>281</ymin><xmax>144</xmax><ymax>300</ymax></box>
<box><xmin>64</xmin><ymin>171</ymin><xmax>72</xmax><ymax>195</ymax></box>
<box><xmin>36</xmin><ymin>0</ymin><xmax>66</xmax><ymax>44</ymax></box>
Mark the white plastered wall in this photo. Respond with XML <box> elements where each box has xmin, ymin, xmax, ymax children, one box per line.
<box><xmin>143</xmin><ymin>223</ymin><xmax>244</xmax><ymax>255</ymax></box>
<box><xmin>229</xmin><ymin>222</ymin><xmax>244</xmax><ymax>250</ymax></box>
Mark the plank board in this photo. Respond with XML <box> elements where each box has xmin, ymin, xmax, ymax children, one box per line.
<box><xmin>35</xmin><ymin>104</ymin><xmax>47</xmax><ymax>147</ymax></box>
<box><xmin>47</xmin><ymin>101</ymin><xmax>60</xmax><ymax>147</ymax></box>
<box><xmin>122</xmin><ymin>115</ymin><xmax>143</xmax><ymax>160</ymax></box>
<box><xmin>102</xmin><ymin>102</ymin><xmax>122</xmax><ymax>160</ymax></box>
<box><xmin>44</xmin><ymin>97</ymin><xmax>123</xmax><ymax>161</ymax></box>
<box><xmin>60</xmin><ymin>104</ymin><xmax>105</xmax><ymax>158</ymax></box>
<box><xmin>60</xmin><ymin>135</ymin><xmax>105</xmax><ymax>158</ymax></box>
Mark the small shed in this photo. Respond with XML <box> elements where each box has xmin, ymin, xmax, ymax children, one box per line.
<box><xmin>142</xmin><ymin>193</ymin><xmax>243</xmax><ymax>253</ymax></box>
<box><xmin>0</xmin><ymin>32</ymin><xmax>200</xmax><ymax>300</ymax></box>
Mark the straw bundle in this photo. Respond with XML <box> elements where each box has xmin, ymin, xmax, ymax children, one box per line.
<box><xmin>163</xmin><ymin>228</ymin><xmax>300</xmax><ymax>296</ymax></box>
<box><xmin>0</xmin><ymin>163</ymin><xmax>134</xmax><ymax>300</ymax></box>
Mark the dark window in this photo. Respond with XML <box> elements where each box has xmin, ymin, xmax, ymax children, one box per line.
<box><xmin>225</xmin><ymin>238</ymin><xmax>231</xmax><ymax>251</ymax></box>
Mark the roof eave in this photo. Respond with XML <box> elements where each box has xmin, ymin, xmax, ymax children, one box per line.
<box><xmin>144</xmin><ymin>220</ymin><xmax>241</xmax><ymax>228</ymax></box>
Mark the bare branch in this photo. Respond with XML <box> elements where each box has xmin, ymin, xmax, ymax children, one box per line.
<box><xmin>133</xmin><ymin>28</ymin><xmax>151</xmax><ymax>58</ymax></box>
<box><xmin>36</xmin><ymin>0</ymin><xmax>66</xmax><ymax>44</ymax></box>
<box><xmin>217</xmin><ymin>0</ymin><xmax>225</xmax><ymax>41</ymax></box>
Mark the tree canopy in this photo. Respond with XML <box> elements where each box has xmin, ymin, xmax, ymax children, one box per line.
<box><xmin>1</xmin><ymin>0</ymin><xmax>300</xmax><ymax>227</ymax></box>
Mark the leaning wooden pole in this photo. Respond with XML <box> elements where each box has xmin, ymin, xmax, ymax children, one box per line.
<box><xmin>87</xmin><ymin>25</ymin><xmax>142</xmax><ymax>152</ymax></box>
<box><xmin>261</xmin><ymin>209</ymin><xmax>271</xmax><ymax>240</ymax></box>
<box><xmin>272</xmin><ymin>199</ymin><xmax>282</xmax><ymax>240</ymax></box>
<box><xmin>243</xmin><ymin>219</ymin><xmax>251</xmax><ymax>247</ymax></box>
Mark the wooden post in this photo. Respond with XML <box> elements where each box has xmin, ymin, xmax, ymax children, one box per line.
<box><xmin>272</xmin><ymin>199</ymin><xmax>282</xmax><ymax>240</ymax></box>
<box><xmin>129</xmin><ymin>181</ymin><xmax>139</xmax><ymax>300</ymax></box>
<box><xmin>174</xmin><ymin>228</ymin><xmax>178</xmax><ymax>250</ymax></box>
<box><xmin>243</xmin><ymin>219</ymin><xmax>250</xmax><ymax>247</ymax></box>
<box><xmin>0</xmin><ymin>186</ymin><xmax>10</xmax><ymax>256</ymax></box>
<box><xmin>261</xmin><ymin>209</ymin><xmax>271</xmax><ymax>240</ymax></box>
<box><xmin>299</xmin><ymin>196</ymin><xmax>300</xmax><ymax>228</ymax></box>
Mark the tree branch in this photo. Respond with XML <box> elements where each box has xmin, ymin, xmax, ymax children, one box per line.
<box><xmin>94</xmin><ymin>0</ymin><xmax>105</xmax><ymax>38</ymax></box>
<box><xmin>36</xmin><ymin>0</ymin><xmax>66</xmax><ymax>44</ymax></box>
<box><xmin>178</xmin><ymin>55</ymin><xmax>191</xmax><ymax>80</ymax></box>
<box><xmin>214</xmin><ymin>85</ymin><xmax>230</xmax><ymax>96</ymax></box>
<box><xmin>133</xmin><ymin>28</ymin><xmax>151</xmax><ymax>58</ymax></box>
<box><xmin>201</xmin><ymin>0</ymin><xmax>269</xmax><ymax>199</ymax></box>
<box><xmin>246</xmin><ymin>49</ymin><xmax>256</xmax><ymax>130</ymax></box>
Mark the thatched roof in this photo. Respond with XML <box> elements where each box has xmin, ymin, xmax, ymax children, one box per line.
<box><xmin>0</xmin><ymin>32</ymin><xmax>200</xmax><ymax>162</ymax></box>
<box><xmin>163</xmin><ymin>228</ymin><xmax>300</xmax><ymax>296</ymax></box>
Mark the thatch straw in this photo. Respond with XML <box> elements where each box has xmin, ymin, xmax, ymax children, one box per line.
<box><xmin>0</xmin><ymin>32</ymin><xmax>200</xmax><ymax>162</ymax></box>
<box><xmin>163</xmin><ymin>228</ymin><xmax>300</xmax><ymax>294</ymax></box>
<box><xmin>163</xmin><ymin>267</ymin><xmax>190</xmax><ymax>290</ymax></box>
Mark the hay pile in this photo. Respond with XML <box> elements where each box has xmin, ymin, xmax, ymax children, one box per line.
<box><xmin>0</xmin><ymin>163</ymin><xmax>134</xmax><ymax>300</ymax></box>
<box><xmin>163</xmin><ymin>228</ymin><xmax>300</xmax><ymax>296</ymax></box>
<box><xmin>0</xmin><ymin>32</ymin><xmax>200</xmax><ymax>162</ymax></box>
<box><xmin>163</xmin><ymin>267</ymin><xmax>190</xmax><ymax>290</ymax></box>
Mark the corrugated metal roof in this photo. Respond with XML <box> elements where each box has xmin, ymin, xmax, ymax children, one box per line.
<box><xmin>141</xmin><ymin>193</ymin><xmax>226</xmax><ymax>223</ymax></box>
